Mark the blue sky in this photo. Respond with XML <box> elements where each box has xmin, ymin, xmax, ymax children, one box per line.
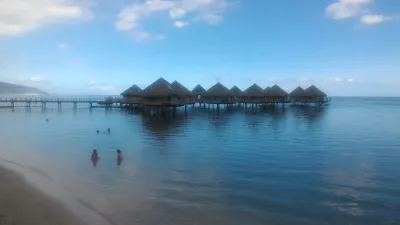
<box><xmin>0</xmin><ymin>0</ymin><xmax>399</xmax><ymax>96</ymax></box>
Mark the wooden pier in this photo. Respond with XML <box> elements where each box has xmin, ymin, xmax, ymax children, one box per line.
<box><xmin>0</xmin><ymin>97</ymin><xmax>126</xmax><ymax>109</ymax></box>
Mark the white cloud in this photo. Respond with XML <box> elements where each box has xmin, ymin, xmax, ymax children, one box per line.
<box><xmin>133</xmin><ymin>30</ymin><xmax>151</xmax><ymax>41</ymax></box>
<box><xmin>115</xmin><ymin>0</ymin><xmax>229</xmax><ymax>40</ymax></box>
<box><xmin>87</xmin><ymin>81</ymin><xmax>116</xmax><ymax>92</ymax></box>
<box><xmin>326</xmin><ymin>0</ymin><xmax>393</xmax><ymax>25</ymax></box>
<box><xmin>326</xmin><ymin>0</ymin><xmax>372</xmax><ymax>20</ymax></box>
<box><xmin>156</xmin><ymin>35</ymin><xmax>166</xmax><ymax>40</ymax></box>
<box><xmin>348</xmin><ymin>78</ymin><xmax>354</xmax><ymax>82</ymax></box>
<box><xmin>169</xmin><ymin>7</ymin><xmax>186</xmax><ymax>19</ymax></box>
<box><xmin>0</xmin><ymin>0</ymin><xmax>93</xmax><ymax>36</ymax></box>
<box><xmin>360</xmin><ymin>14</ymin><xmax>390</xmax><ymax>25</ymax></box>
<box><xmin>58</xmin><ymin>43</ymin><xmax>69</xmax><ymax>50</ymax></box>
<box><xmin>115</xmin><ymin>0</ymin><xmax>177</xmax><ymax>32</ymax></box>
<box><xmin>174</xmin><ymin>20</ymin><xmax>188</xmax><ymax>28</ymax></box>
<box><xmin>18</xmin><ymin>76</ymin><xmax>49</xmax><ymax>82</ymax></box>
<box><xmin>330</xmin><ymin>77</ymin><xmax>342</xmax><ymax>82</ymax></box>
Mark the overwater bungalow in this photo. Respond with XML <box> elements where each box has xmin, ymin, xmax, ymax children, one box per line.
<box><xmin>230</xmin><ymin>85</ymin><xmax>243</xmax><ymax>101</ymax></box>
<box><xmin>264</xmin><ymin>84</ymin><xmax>289</xmax><ymax>103</ymax></box>
<box><xmin>303</xmin><ymin>85</ymin><xmax>328</xmax><ymax>103</ymax></box>
<box><xmin>240</xmin><ymin>83</ymin><xmax>265</xmax><ymax>104</ymax></box>
<box><xmin>289</xmin><ymin>86</ymin><xmax>305</xmax><ymax>103</ymax></box>
<box><xmin>120</xmin><ymin>84</ymin><xmax>142</xmax><ymax>104</ymax></box>
<box><xmin>171</xmin><ymin>81</ymin><xmax>194</xmax><ymax>105</ymax></box>
<box><xmin>140</xmin><ymin>78</ymin><xmax>186</xmax><ymax>107</ymax></box>
<box><xmin>191</xmin><ymin>84</ymin><xmax>207</xmax><ymax>102</ymax></box>
<box><xmin>202</xmin><ymin>82</ymin><xmax>235</xmax><ymax>105</ymax></box>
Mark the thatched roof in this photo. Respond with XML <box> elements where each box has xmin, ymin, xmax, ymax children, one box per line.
<box><xmin>242</xmin><ymin>83</ymin><xmax>264</xmax><ymax>97</ymax></box>
<box><xmin>141</xmin><ymin>78</ymin><xmax>184</xmax><ymax>97</ymax></box>
<box><xmin>304</xmin><ymin>85</ymin><xmax>327</xmax><ymax>97</ymax></box>
<box><xmin>230</xmin><ymin>85</ymin><xmax>242</xmax><ymax>96</ymax></box>
<box><xmin>191</xmin><ymin>84</ymin><xmax>207</xmax><ymax>96</ymax></box>
<box><xmin>289</xmin><ymin>86</ymin><xmax>305</xmax><ymax>97</ymax></box>
<box><xmin>203</xmin><ymin>82</ymin><xmax>232</xmax><ymax>97</ymax></box>
<box><xmin>171</xmin><ymin>81</ymin><xmax>191</xmax><ymax>96</ymax></box>
<box><xmin>265</xmin><ymin>85</ymin><xmax>288</xmax><ymax>97</ymax></box>
<box><xmin>121</xmin><ymin>84</ymin><xmax>142</xmax><ymax>97</ymax></box>
<box><xmin>264</xmin><ymin>86</ymin><xmax>271</xmax><ymax>93</ymax></box>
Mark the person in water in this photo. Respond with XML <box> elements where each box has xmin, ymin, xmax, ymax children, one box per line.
<box><xmin>108</xmin><ymin>128</ymin><xmax>111</xmax><ymax>133</ymax></box>
<box><xmin>97</xmin><ymin>130</ymin><xmax>99</xmax><ymax>134</ymax></box>
<box><xmin>91</xmin><ymin>149</ymin><xmax>99</xmax><ymax>167</ymax></box>
<box><xmin>117</xmin><ymin>149</ymin><xmax>123</xmax><ymax>166</ymax></box>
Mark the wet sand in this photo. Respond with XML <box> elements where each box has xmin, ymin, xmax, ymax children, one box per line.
<box><xmin>0</xmin><ymin>166</ymin><xmax>86</xmax><ymax>225</ymax></box>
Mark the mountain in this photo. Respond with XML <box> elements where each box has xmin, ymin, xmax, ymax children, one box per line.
<box><xmin>0</xmin><ymin>82</ymin><xmax>48</xmax><ymax>95</ymax></box>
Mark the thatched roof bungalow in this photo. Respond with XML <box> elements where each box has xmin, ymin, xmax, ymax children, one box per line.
<box><xmin>289</xmin><ymin>86</ymin><xmax>305</xmax><ymax>102</ymax></box>
<box><xmin>202</xmin><ymin>82</ymin><xmax>234</xmax><ymax>104</ymax></box>
<box><xmin>171</xmin><ymin>80</ymin><xmax>193</xmax><ymax>104</ymax></box>
<box><xmin>191</xmin><ymin>85</ymin><xmax>207</xmax><ymax>97</ymax></box>
<box><xmin>230</xmin><ymin>85</ymin><xmax>243</xmax><ymax>99</ymax></box>
<box><xmin>264</xmin><ymin>84</ymin><xmax>288</xmax><ymax>103</ymax></box>
<box><xmin>240</xmin><ymin>83</ymin><xmax>265</xmax><ymax>103</ymax></box>
<box><xmin>303</xmin><ymin>85</ymin><xmax>327</xmax><ymax>102</ymax></box>
<box><xmin>120</xmin><ymin>84</ymin><xmax>142</xmax><ymax>104</ymax></box>
<box><xmin>140</xmin><ymin>78</ymin><xmax>186</xmax><ymax>106</ymax></box>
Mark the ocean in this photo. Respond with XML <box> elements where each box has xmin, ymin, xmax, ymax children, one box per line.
<box><xmin>0</xmin><ymin>97</ymin><xmax>399</xmax><ymax>225</ymax></box>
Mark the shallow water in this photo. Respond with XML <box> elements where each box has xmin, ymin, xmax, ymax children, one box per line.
<box><xmin>0</xmin><ymin>97</ymin><xmax>400</xmax><ymax>225</ymax></box>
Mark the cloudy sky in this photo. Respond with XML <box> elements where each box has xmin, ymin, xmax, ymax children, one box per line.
<box><xmin>0</xmin><ymin>0</ymin><xmax>399</xmax><ymax>96</ymax></box>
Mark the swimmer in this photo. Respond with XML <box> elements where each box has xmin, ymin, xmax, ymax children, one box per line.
<box><xmin>117</xmin><ymin>149</ymin><xmax>123</xmax><ymax>161</ymax></box>
<box><xmin>117</xmin><ymin>149</ymin><xmax>123</xmax><ymax>166</ymax></box>
<box><xmin>91</xmin><ymin>149</ymin><xmax>99</xmax><ymax>167</ymax></box>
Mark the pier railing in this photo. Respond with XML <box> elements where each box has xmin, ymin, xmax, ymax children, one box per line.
<box><xmin>0</xmin><ymin>97</ymin><xmax>124</xmax><ymax>102</ymax></box>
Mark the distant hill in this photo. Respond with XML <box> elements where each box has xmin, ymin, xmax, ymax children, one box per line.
<box><xmin>0</xmin><ymin>82</ymin><xmax>48</xmax><ymax>95</ymax></box>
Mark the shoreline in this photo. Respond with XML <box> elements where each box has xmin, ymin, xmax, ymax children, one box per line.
<box><xmin>0</xmin><ymin>166</ymin><xmax>86</xmax><ymax>225</ymax></box>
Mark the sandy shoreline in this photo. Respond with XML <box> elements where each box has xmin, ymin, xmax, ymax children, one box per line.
<box><xmin>0</xmin><ymin>166</ymin><xmax>86</xmax><ymax>225</ymax></box>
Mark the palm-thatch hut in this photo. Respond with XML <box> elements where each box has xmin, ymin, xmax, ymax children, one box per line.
<box><xmin>171</xmin><ymin>81</ymin><xmax>194</xmax><ymax>104</ymax></box>
<box><xmin>264</xmin><ymin>84</ymin><xmax>288</xmax><ymax>103</ymax></box>
<box><xmin>230</xmin><ymin>85</ymin><xmax>243</xmax><ymax>101</ymax></box>
<box><xmin>202</xmin><ymin>82</ymin><xmax>234</xmax><ymax>104</ymax></box>
<box><xmin>140</xmin><ymin>78</ymin><xmax>186</xmax><ymax>106</ymax></box>
<box><xmin>191</xmin><ymin>84</ymin><xmax>207</xmax><ymax>101</ymax></box>
<box><xmin>289</xmin><ymin>86</ymin><xmax>305</xmax><ymax>102</ymax></box>
<box><xmin>303</xmin><ymin>85</ymin><xmax>328</xmax><ymax>102</ymax></box>
<box><xmin>240</xmin><ymin>83</ymin><xmax>265</xmax><ymax>104</ymax></box>
<box><xmin>120</xmin><ymin>84</ymin><xmax>142</xmax><ymax>104</ymax></box>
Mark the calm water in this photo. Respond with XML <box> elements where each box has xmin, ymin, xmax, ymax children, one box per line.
<box><xmin>0</xmin><ymin>97</ymin><xmax>400</xmax><ymax>225</ymax></box>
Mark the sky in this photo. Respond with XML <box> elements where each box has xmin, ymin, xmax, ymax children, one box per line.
<box><xmin>0</xmin><ymin>0</ymin><xmax>399</xmax><ymax>96</ymax></box>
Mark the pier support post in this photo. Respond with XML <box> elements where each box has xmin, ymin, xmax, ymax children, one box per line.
<box><xmin>11</xmin><ymin>102</ymin><xmax>14</xmax><ymax>109</ymax></box>
<box><xmin>185</xmin><ymin>104</ymin><xmax>187</xmax><ymax>112</ymax></box>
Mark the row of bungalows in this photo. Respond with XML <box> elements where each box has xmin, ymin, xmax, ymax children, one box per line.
<box><xmin>121</xmin><ymin>78</ymin><xmax>195</xmax><ymax>107</ymax></box>
<box><xmin>120</xmin><ymin>78</ymin><xmax>328</xmax><ymax>107</ymax></box>
<box><xmin>288</xmin><ymin>85</ymin><xmax>328</xmax><ymax>103</ymax></box>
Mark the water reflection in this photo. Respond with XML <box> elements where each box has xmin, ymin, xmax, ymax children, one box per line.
<box><xmin>3</xmin><ymin>98</ymin><xmax>400</xmax><ymax>225</ymax></box>
<box><xmin>291</xmin><ymin>106</ymin><xmax>326</xmax><ymax>123</ymax></box>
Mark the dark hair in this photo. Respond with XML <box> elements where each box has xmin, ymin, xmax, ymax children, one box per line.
<box><xmin>93</xmin><ymin>149</ymin><xmax>97</xmax><ymax>153</ymax></box>
<box><xmin>117</xmin><ymin>150</ymin><xmax>121</xmax><ymax>153</ymax></box>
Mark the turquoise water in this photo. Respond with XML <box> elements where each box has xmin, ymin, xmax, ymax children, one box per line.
<box><xmin>0</xmin><ymin>97</ymin><xmax>400</xmax><ymax>225</ymax></box>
